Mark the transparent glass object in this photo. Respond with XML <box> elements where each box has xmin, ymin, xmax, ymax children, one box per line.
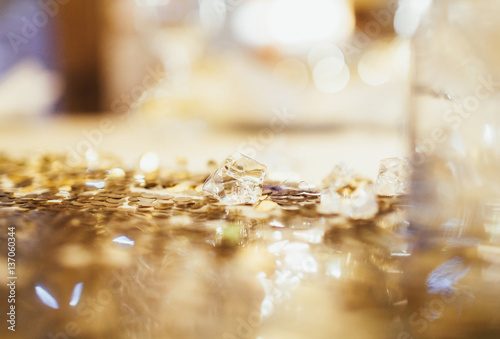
<box><xmin>406</xmin><ymin>1</ymin><xmax>500</xmax><ymax>338</ymax></box>
<box><xmin>203</xmin><ymin>152</ymin><xmax>267</xmax><ymax>205</ymax></box>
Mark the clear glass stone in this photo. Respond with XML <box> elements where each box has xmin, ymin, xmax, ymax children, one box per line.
<box><xmin>319</xmin><ymin>183</ymin><xmax>378</xmax><ymax>219</ymax></box>
<box><xmin>320</xmin><ymin>163</ymin><xmax>378</xmax><ymax>219</ymax></box>
<box><xmin>349</xmin><ymin>183</ymin><xmax>378</xmax><ymax>219</ymax></box>
<box><xmin>203</xmin><ymin>152</ymin><xmax>267</xmax><ymax>205</ymax></box>
<box><xmin>319</xmin><ymin>189</ymin><xmax>342</xmax><ymax>214</ymax></box>
<box><xmin>375</xmin><ymin>157</ymin><xmax>410</xmax><ymax>196</ymax></box>
<box><xmin>322</xmin><ymin>163</ymin><xmax>359</xmax><ymax>190</ymax></box>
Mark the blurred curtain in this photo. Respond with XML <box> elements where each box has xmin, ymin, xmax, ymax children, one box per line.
<box><xmin>0</xmin><ymin>0</ymin><xmax>103</xmax><ymax>113</ymax></box>
<box><xmin>58</xmin><ymin>0</ymin><xmax>103</xmax><ymax>112</ymax></box>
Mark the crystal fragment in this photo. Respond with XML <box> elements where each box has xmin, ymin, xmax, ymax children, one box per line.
<box><xmin>319</xmin><ymin>182</ymin><xmax>378</xmax><ymax>219</ymax></box>
<box><xmin>320</xmin><ymin>163</ymin><xmax>378</xmax><ymax>219</ymax></box>
<box><xmin>375</xmin><ymin>157</ymin><xmax>410</xmax><ymax>196</ymax></box>
<box><xmin>319</xmin><ymin>189</ymin><xmax>342</xmax><ymax>214</ymax></box>
<box><xmin>349</xmin><ymin>183</ymin><xmax>378</xmax><ymax>219</ymax></box>
<box><xmin>322</xmin><ymin>163</ymin><xmax>359</xmax><ymax>190</ymax></box>
<box><xmin>203</xmin><ymin>152</ymin><xmax>267</xmax><ymax>205</ymax></box>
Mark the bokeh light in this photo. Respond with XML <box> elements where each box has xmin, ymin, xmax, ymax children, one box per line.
<box><xmin>313</xmin><ymin>56</ymin><xmax>350</xmax><ymax>93</ymax></box>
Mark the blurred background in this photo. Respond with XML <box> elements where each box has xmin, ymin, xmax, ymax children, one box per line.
<box><xmin>0</xmin><ymin>0</ymin><xmax>411</xmax><ymax>182</ymax></box>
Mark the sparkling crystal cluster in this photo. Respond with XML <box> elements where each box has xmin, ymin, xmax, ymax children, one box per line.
<box><xmin>321</xmin><ymin>162</ymin><xmax>359</xmax><ymax>190</ymax></box>
<box><xmin>203</xmin><ymin>152</ymin><xmax>267</xmax><ymax>205</ymax></box>
<box><xmin>319</xmin><ymin>163</ymin><xmax>378</xmax><ymax>219</ymax></box>
<box><xmin>375</xmin><ymin>157</ymin><xmax>410</xmax><ymax>196</ymax></box>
